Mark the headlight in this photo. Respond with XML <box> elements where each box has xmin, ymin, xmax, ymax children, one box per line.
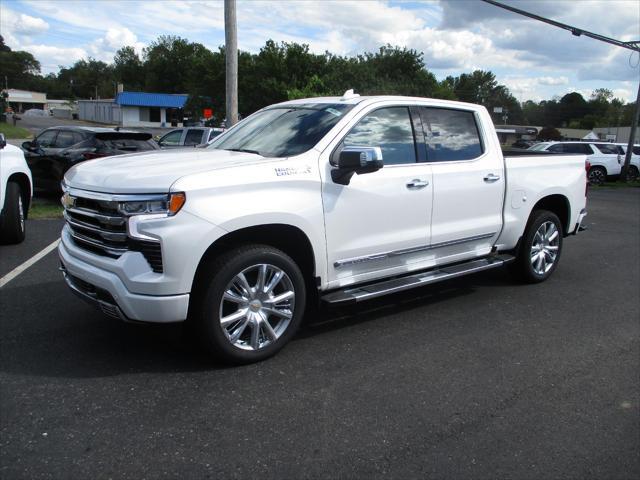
<box><xmin>117</xmin><ymin>192</ymin><xmax>186</xmax><ymax>217</ymax></box>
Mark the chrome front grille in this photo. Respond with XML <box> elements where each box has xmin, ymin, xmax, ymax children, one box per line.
<box><xmin>63</xmin><ymin>193</ymin><xmax>164</xmax><ymax>273</ymax></box>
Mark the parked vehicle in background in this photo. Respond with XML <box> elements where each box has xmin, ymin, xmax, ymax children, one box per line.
<box><xmin>20</xmin><ymin>127</ymin><xmax>158</xmax><ymax>192</ymax></box>
<box><xmin>510</xmin><ymin>139</ymin><xmax>536</xmax><ymax>149</ymax></box>
<box><xmin>23</xmin><ymin>108</ymin><xmax>47</xmax><ymax>117</ymax></box>
<box><xmin>615</xmin><ymin>143</ymin><xmax>640</xmax><ymax>181</ymax></box>
<box><xmin>59</xmin><ymin>92</ymin><xmax>588</xmax><ymax>364</ymax></box>
<box><xmin>0</xmin><ymin>133</ymin><xmax>32</xmax><ymax>244</ymax></box>
<box><xmin>157</xmin><ymin>127</ymin><xmax>224</xmax><ymax>148</ymax></box>
<box><xmin>529</xmin><ymin>141</ymin><xmax>639</xmax><ymax>185</ymax></box>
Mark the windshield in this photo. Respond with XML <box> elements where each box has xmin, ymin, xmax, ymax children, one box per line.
<box><xmin>209</xmin><ymin>103</ymin><xmax>354</xmax><ymax>157</ymax></box>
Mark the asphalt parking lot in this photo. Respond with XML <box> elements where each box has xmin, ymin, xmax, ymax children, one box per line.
<box><xmin>1</xmin><ymin>188</ymin><xmax>638</xmax><ymax>479</ymax></box>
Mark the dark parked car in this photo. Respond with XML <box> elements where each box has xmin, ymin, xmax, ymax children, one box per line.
<box><xmin>157</xmin><ymin>127</ymin><xmax>224</xmax><ymax>148</ymax></box>
<box><xmin>20</xmin><ymin>127</ymin><xmax>158</xmax><ymax>191</ymax></box>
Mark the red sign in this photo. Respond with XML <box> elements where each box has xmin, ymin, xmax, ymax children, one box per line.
<box><xmin>203</xmin><ymin>108</ymin><xmax>213</xmax><ymax>119</ymax></box>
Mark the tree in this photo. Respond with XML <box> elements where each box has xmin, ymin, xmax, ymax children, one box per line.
<box><xmin>537</xmin><ymin>126</ymin><xmax>561</xmax><ymax>141</ymax></box>
<box><xmin>114</xmin><ymin>46</ymin><xmax>145</xmax><ymax>91</ymax></box>
<box><xmin>0</xmin><ymin>38</ymin><xmax>42</xmax><ymax>91</ymax></box>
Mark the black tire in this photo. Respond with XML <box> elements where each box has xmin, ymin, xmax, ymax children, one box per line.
<box><xmin>511</xmin><ymin>210</ymin><xmax>563</xmax><ymax>284</ymax></box>
<box><xmin>588</xmin><ymin>166</ymin><xmax>607</xmax><ymax>186</ymax></box>
<box><xmin>192</xmin><ymin>244</ymin><xmax>306</xmax><ymax>364</ymax></box>
<box><xmin>0</xmin><ymin>181</ymin><xmax>26</xmax><ymax>245</ymax></box>
<box><xmin>625</xmin><ymin>165</ymin><xmax>639</xmax><ymax>182</ymax></box>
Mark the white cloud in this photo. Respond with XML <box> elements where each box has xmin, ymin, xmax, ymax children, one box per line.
<box><xmin>13</xmin><ymin>12</ymin><xmax>49</xmax><ymax>34</ymax></box>
<box><xmin>27</xmin><ymin>44</ymin><xmax>87</xmax><ymax>68</ymax></box>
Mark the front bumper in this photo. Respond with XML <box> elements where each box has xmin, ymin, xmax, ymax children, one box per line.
<box><xmin>59</xmin><ymin>237</ymin><xmax>189</xmax><ymax>323</ymax></box>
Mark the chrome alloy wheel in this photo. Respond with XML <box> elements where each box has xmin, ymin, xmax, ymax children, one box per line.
<box><xmin>219</xmin><ymin>264</ymin><xmax>295</xmax><ymax>351</ymax></box>
<box><xmin>18</xmin><ymin>195</ymin><xmax>24</xmax><ymax>233</ymax></box>
<box><xmin>530</xmin><ymin>221</ymin><xmax>560</xmax><ymax>275</ymax></box>
<box><xmin>588</xmin><ymin>168</ymin><xmax>605</xmax><ymax>185</ymax></box>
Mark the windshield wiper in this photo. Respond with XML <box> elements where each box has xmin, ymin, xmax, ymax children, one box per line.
<box><xmin>225</xmin><ymin>148</ymin><xmax>262</xmax><ymax>155</ymax></box>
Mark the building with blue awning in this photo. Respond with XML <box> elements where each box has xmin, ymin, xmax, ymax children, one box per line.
<box><xmin>78</xmin><ymin>90</ymin><xmax>188</xmax><ymax>127</ymax></box>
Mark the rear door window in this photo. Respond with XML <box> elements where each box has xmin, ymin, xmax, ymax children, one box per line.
<box><xmin>562</xmin><ymin>143</ymin><xmax>593</xmax><ymax>154</ymax></box>
<box><xmin>421</xmin><ymin>107</ymin><xmax>484</xmax><ymax>162</ymax></box>
<box><xmin>54</xmin><ymin>131</ymin><xmax>78</xmax><ymax>148</ymax></box>
<box><xmin>185</xmin><ymin>129</ymin><xmax>204</xmax><ymax>146</ymax></box>
<box><xmin>343</xmin><ymin>107</ymin><xmax>417</xmax><ymax>165</ymax></box>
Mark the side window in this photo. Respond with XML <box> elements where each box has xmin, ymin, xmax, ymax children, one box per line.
<box><xmin>185</xmin><ymin>129</ymin><xmax>204</xmax><ymax>146</ymax></box>
<box><xmin>72</xmin><ymin>132</ymin><xmax>85</xmax><ymax>145</ymax></box>
<box><xmin>36</xmin><ymin>130</ymin><xmax>57</xmax><ymax>148</ymax></box>
<box><xmin>548</xmin><ymin>144</ymin><xmax>564</xmax><ymax>153</ymax></box>
<box><xmin>208</xmin><ymin>130</ymin><xmax>222</xmax><ymax>141</ymax></box>
<box><xmin>160</xmin><ymin>130</ymin><xmax>183</xmax><ymax>145</ymax></box>
<box><xmin>421</xmin><ymin>108</ymin><xmax>484</xmax><ymax>162</ymax></box>
<box><xmin>343</xmin><ymin>107</ymin><xmax>416</xmax><ymax>165</ymax></box>
<box><xmin>594</xmin><ymin>143</ymin><xmax>619</xmax><ymax>155</ymax></box>
<box><xmin>54</xmin><ymin>131</ymin><xmax>77</xmax><ymax>148</ymax></box>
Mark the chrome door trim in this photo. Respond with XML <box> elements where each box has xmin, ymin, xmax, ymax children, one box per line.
<box><xmin>334</xmin><ymin>232</ymin><xmax>496</xmax><ymax>268</ymax></box>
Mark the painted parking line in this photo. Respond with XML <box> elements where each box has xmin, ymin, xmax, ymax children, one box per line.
<box><xmin>0</xmin><ymin>239</ymin><xmax>60</xmax><ymax>288</ymax></box>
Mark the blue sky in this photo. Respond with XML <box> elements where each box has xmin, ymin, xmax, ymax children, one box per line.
<box><xmin>1</xmin><ymin>0</ymin><xmax>638</xmax><ymax>102</ymax></box>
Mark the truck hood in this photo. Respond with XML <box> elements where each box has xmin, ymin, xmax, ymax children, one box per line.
<box><xmin>64</xmin><ymin>148</ymin><xmax>268</xmax><ymax>193</ymax></box>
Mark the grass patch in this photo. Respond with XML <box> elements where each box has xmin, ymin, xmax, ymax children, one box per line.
<box><xmin>29</xmin><ymin>198</ymin><xmax>63</xmax><ymax>219</ymax></box>
<box><xmin>0</xmin><ymin>122</ymin><xmax>32</xmax><ymax>139</ymax></box>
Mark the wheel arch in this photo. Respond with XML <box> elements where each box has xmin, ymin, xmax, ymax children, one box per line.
<box><xmin>530</xmin><ymin>194</ymin><xmax>571</xmax><ymax>235</ymax></box>
<box><xmin>191</xmin><ymin>223</ymin><xmax>317</xmax><ymax>297</ymax></box>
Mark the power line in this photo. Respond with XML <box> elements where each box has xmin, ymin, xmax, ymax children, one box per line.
<box><xmin>480</xmin><ymin>0</ymin><xmax>640</xmax><ymax>52</ymax></box>
<box><xmin>481</xmin><ymin>0</ymin><xmax>640</xmax><ymax>181</ymax></box>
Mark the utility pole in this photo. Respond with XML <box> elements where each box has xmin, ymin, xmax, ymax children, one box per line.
<box><xmin>620</xmin><ymin>80</ymin><xmax>640</xmax><ymax>181</ymax></box>
<box><xmin>224</xmin><ymin>0</ymin><xmax>238</xmax><ymax>128</ymax></box>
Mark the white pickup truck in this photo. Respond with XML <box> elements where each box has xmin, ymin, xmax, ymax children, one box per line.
<box><xmin>59</xmin><ymin>92</ymin><xmax>588</xmax><ymax>363</ymax></box>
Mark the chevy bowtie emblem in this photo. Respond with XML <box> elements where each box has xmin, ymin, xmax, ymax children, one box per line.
<box><xmin>61</xmin><ymin>192</ymin><xmax>76</xmax><ymax>209</ymax></box>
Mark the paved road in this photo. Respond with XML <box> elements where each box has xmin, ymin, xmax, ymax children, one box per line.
<box><xmin>1</xmin><ymin>188</ymin><xmax>638</xmax><ymax>479</ymax></box>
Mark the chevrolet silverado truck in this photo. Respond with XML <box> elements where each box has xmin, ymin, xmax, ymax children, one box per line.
<box><xmin>59</xmin><ymin>92</ymin><xmax>588</xmax><ymax>363</ymax></box>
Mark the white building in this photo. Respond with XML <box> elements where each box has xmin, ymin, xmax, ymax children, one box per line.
<box><xmin>3</xmin><ymin>89</ymin><xmax>47</xmax><ymax>112</ymax></box>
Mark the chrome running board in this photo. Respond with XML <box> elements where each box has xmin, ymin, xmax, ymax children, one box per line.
<box><xmin>321</xmin><ymin>254</ymin><xmax>515</xmax><ymax>306</ymax></box>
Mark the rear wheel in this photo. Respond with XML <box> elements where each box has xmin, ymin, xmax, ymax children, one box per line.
<box><xmin>0</xmin><ymin>181</ymin><xmax>26</xmax><ymax>244</ymax></box>
<box><xmin>588</xmin><ymin>166</ymin><xmax>606</xmax><ymax>186</ymax></box>
<box><xmin>511</xmin><ymin>210</ymin><xmax>563</xmax><ymax>284</ymax></box>
<box><xmin>625</xmin><ymin>165</ymin><xmax>639</xmax><ymax>182</ymax></box>
<box><xmin>193</xmin><ymin>244</ymin><xmax>306</xmax><ymax>364</ymax></box>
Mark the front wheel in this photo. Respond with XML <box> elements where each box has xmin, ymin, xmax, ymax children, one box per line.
<box><xmin>511</xmin><ymin>210</ymin><xmax>563</xmax><ymax>284</ymax></box>
<box><xmin>0</xmin><ymin>181</ymin><xmax>26</xmax><ymax>245</ymax></box>
<box><xmin>193</xmin><ymin>245</ymin><xmax>306</xmax><ymax>364</ymax></box>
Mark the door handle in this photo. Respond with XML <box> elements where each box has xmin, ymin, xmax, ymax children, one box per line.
<box><xmin>483</xmin><ymin>173</ymin><xmax>501</xmax><ymax>183</ymax></box>
<box><xmin>406</xmin><ymin>179</ymin><xmax>429</xmax><ymax>189</ymax></box>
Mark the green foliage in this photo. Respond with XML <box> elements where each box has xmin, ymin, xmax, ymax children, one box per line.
<box><xmin>537</xmin><ymin>126</ymin><xmax>561</xmax><ymax>141</ymax></box>
<box><xmin>2</xmin><ymin>35</ymin><xmax>634</xmax><ymax>129</ymax></box>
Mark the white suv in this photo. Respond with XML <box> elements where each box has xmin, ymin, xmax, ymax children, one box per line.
<box><xmin>530</xmin><ymin>141</ymin><xmax>637</xmax><ymax>185</ymax></box>
<box><xmin>0</xmin><ymin>133</ymin><xmax>33</xmax><ymax>244</ymax></box>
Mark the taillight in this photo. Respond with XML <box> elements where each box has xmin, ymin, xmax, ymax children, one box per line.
<box><xmin>82</xmin><ymin>152</ymin><xmax>106</xmax><ymax>160</ymax></box>
<box><xmin>585</xmin><ymin>160</ymin><xmax>590</xmax><ymax>196</ymax></box>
